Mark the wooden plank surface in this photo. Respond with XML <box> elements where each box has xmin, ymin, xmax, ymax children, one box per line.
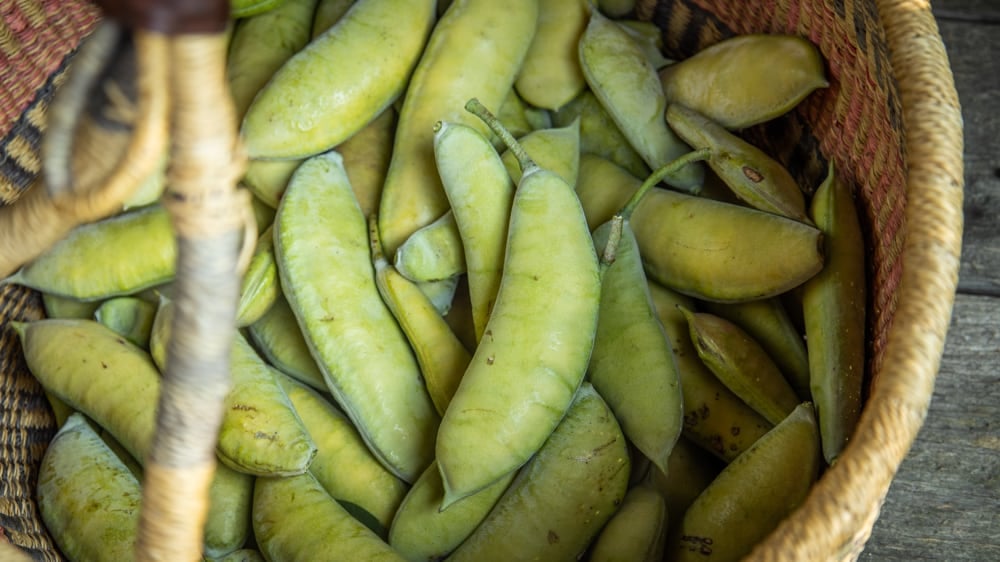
<box><xmin>859</xmin><ymin>4</ymin><xmax>1000</xmax><ymax>560</ymax></box>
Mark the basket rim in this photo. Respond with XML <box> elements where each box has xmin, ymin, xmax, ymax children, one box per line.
<box><xmin>748</xmin><ymin>0</ymin><xmax>965</xmax><ymax>558</ymax></box>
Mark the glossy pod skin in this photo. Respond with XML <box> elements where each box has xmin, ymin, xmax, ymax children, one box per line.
<box><xmin>241</xmin><ymin>0</ymin><xmax>436</xmax><ymax>159</ymax></box>
<box><xmin>665</xmin><ymin>103</ymin><xmax>809</xmax><ymax>223</ymax></box>
<box><xmin>13</xmin><ymin>319</ymin><xmax>253</xmax><ymax>557</ymax></box>
<box><xmin>247</xmin><ymin>293</ymin><xmax>327</xmax><ymax>392</ymax></box>
<box><xmin>682</xmin><ymin>308</ymin><xmax>801</xmax><ymax>426</ymax></box>
<box><xmin>701</xmin><ymin>297</ymin><xmax>811</xmax><ymax>400</ymax></box>
<box><xmin>377</xmin><ymin>0</ymin><xmax>538</xmax><ymax>254</ymax></box>
<box><xmin>387</xmin><ymin>460</ymin><xmax>515</xmax><ymax>562</ymax></box>
<box><xmin>436</xmin><ymin>103</ymin><xmax>601</xmax><ymax>507</ymax></box>
<box><xmin>803</xmin><ymin>163</ymin><xmax>867</xmax><ymax>464</ymax></box>
<box><xmin>433</xmin><ymin>121</ymin><xmax>515</xmax><ymax>342</ymax></box>
<box><xmin>37</xmin><ymin>413</ymin><xmax>141</xmax><ymax>562</ymax></box>
<box><xmin>94</xmin><ymin>296</ymin><xmax>157</xmax><ymax>349</ymax></box>
<box><xmin>393</xmin><ymin>210</ymin><xmax>467</xmax><ymax>283</ymax></box>
<box><xmin>672</xmin><ymin>403</ymin><xmax>821</xmax><ymax>562</ymax></box>
<box><xmin>646</xmin><ymin>282</ymin><xmax>773</xmax><ymax>462</ymax></box>
<box><xmin>589</xmin><ymin>217</ymin><xmax>684</xmax><ymax>473</ymax></box>
<box><xmin>574</xmin><ymin>155</ymin><xmax>824</xmax><ymax>303</ymax></box>
<box><xmin>275</xmin><ymin>151</ymin><xmax>438</xmax><ymax>483</ymax></box>
<box><xmin>658</xmin><ymin>34</ymin><xmax>828</xmax><ymax>130</ymax></box>
<box><xmin>235</xmin><ymin>225</ymin><xmax>279</xmax><ymax>328</ymax></box>
<box><xmin>3</xmin><ymin>205</ymin><xmax>176</xmax><ymax>301</ymax></box>
<box><xmin>578</xmin><ymin>9</ymin><xmax>702</xmax><ymax>192</ymax></box>
<box><xmin>553</xmin><ymin>90</ymin><xmax>649</xmax><ymax>180</ymax></box>
<box><xmin>447</xmin><ymin>384</ymin><xmax>630</xmax><ymax>562</ymax></box>
<box><xmin>253</xmin><ymin>471</ymin><xmax>406</xmax><ymax>562</ymax></box>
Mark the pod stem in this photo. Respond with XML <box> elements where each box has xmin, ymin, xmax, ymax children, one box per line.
<box><xmin>618</xmin><ymin>148</ymin><xmax>711</xmax><ymax>220</ymax></box>
<box><xmin>465</xmin><ymin>98</ymin><xmax>536</xmax><ymax>175</ymax></box>
<box><xmin>600</xmin><ymin>215</ymin><xmax>625</xmax><ymax>268</ymax></box>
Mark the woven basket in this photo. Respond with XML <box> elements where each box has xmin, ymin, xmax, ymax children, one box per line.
<box><xmin>0</xmin><ymin>0</ymin><xmax>963</xmax><ymax>560</ymax></box>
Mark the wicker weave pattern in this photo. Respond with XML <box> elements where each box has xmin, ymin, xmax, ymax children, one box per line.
<box><xmin>0</xmin><ymin>0</ymin><xmax>964</xmax><ymax>560</ymax></box>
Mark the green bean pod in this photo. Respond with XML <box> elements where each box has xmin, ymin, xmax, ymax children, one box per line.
<box><xmin>666</xmin><ymin>103</ymin><xmax>809</xmax><ymax>222</ymax></box>
<box><xmin>246</xmin><ymin>293</ymin><xmax>326</xmax><ymax>392</ymax></box>
<box><xmin>646</xmin><ymin>282</ymin><xmax>773</xmax><ymax>462</ymax></box>
<box><xmin>14</xmin><ymin>319</ymin><xmax>253</xmax><ymax>556</ymax></box>
<box><xmin>226</xmin><ymin>0</ymin><xmax>319</xmax><ymax>120</ymax></box>
<box><xmin>514</xmin><ymin>0</ymin><xmax>589</xmax><ymax>111</ymax></box>
<box><xmin>371</xmin><ymin>217</ymin><xmax>472</xmax><ymax>416</ymax></box>
<box><xmin>41</xmin><ymin>293</ymin><xmax>101</xmax><ymax>319</ymax></box>
<box><xmin>94</xmin><ymin>296</ymin><xmax>157</xmax><ymax>349</ymax></box>
<box><xmin>416</xmin><ymin>276</ymin><xmax>460</xmax><ymax>317</ymax></box>
<box><xmin>554</xmin><ymin>91</ymin><xmax>650</xmax><ymax>180</ymax></box>
<box><xmin>242</xmin><ymin>0</ymin><xmax>436</xmax><ymax>159</ymax></box>
<box><xmin>337</xmin><ymin>106</ymin><xmax>397</xmax><ymax>219</ymax></box>
<box><xmin>235</xmin><ymin>225</ymin><xmax>279</xmax><ymax>328</ymax></box>
<box><xmin>803</xmin><ymin>162</ymin><xmax>866</xmax><ymax>464</ymax></box>
<box><xmin>500</xmin><ymin>118</ymin><xmax>581</xmax><ymax>186</ymax></box>
<box><xmin>3</xmin><ymin>205</ymin><xmax>176</xmax><ymax>301</ymax></box>
<box><xmin>310</xmin><ymin>0</ymin><xmax>355</xmax><ymax>38</ymax></box>
<box><xmin>253</xmin><ymin>471</ymin><xmax>406</xmax><ymax>562</ymax></box>
<box><xmin>436</xmin><ymin>102</ymin><xmax>601</xmax><ymax>507</ymax></box>
<box><xmin>275</xmin><ymin>150</ymin><xmax>439</xmax><ymax>483</ymax></box>
<box><xmin>578</xmin><ymin>9</ymin><xmax>702</xmax><ymax>192</ymax></box>
<box><xmin>644</xmin><ymin>435</ymin><xmax>724</xmax><ymax>525</ymax></box>
<box><xmin>394</xmin><ymin>210</ymin><xmax>467</xmax><ymax>283</ymax></box>
<box><xmin>658</xmin><ymin>34</ymin><xmax>828</xmax><ymax>130</ymax></box>
<box><xmin>433</xmin><ymin>121</ymin><xmax>516</xmax><ymax>342</ymax></box>
<box><xmin>588</xmin><ymin>485</ymin><xmax>668</xmax><ymax>562</ymax></box>
<box><xmin>588</xmin><ymin>217</ymin><xmax>683</xmax><ymax>473</ymax></box>
<box><xmin>496</xmin><ymin>88</ymin><xmax>552</xmax><ymax>140</ymax></box>
<box><xmin>617</xmin><ymin>19</ymin><xmax>675</xmax><ymax>70</ymax></box>
<box><xmin>574</xmin><ymin>155</ymin><xmax>824</xmax><ymax>302</ymax></box>
<box><xmin>37</xmin><ymin>413</ymin><xmax>141</xmax><ymax>562</ymax></box>
<box><xmin>377</xmin><ymin>0</ymin><xmax>538</xmax><ymax>254</ymax></box>
<box><xmin>242</xmin><ymin>158</ymin><xmax>302</xmax><ymax>209</ymax></box>
<box><xmin>277</xmin><ymin>374</ymin><xmax>409</xmax><ymax>532</ymax></box>
<box><xmin>447</xmin><ymin>383</ymin><xmax>630</xmax><ymax>562</ymax></box>
<box><xmin>701</xmin><ymin>297</ymin><xmax>810</xmax><ymax>400</ymax></box>
<box><xmin>682</xmin><ymin>308</ymin><xmax>800</xmax><ymax>426</ymax></box>
<box><xmin>204</xmin><ymin>549</ymin><xmax>265</xmax><ymax>562</ymax></box>
<box><xmin>671</xmin><ymin>403</ymin><xmax>821</xmax><ymax>562</ymax></box>
<box><xmin>388</xmin><ymin>460</ymin><xmax>515</xmax><ymax>562</ymax></box>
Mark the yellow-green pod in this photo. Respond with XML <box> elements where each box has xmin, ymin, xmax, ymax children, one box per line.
<box><xmin>436</xmin><ymin>106</ymin><xmax>601</xmax><ymax>506</ymax></box>
<box><xmin>682</xmin><ymin>308</ymin><xmax>800</xmax><ymax>426</ymax></box>
<box><xmin>276</xmin><ymin>150</ymin><xmax>439</xmax><ymax>483</ymax></box>
<box><xmin>646</xmin><ymin>282</ymin><xmax>773</xmax><ymax>462</ymax></box>
<box><xmin>277</xmin><ymin>374</ymin><xmax>409</xmax><ymax>532</ymax></box>
<box><xmin>393</xmin><ymin>210</ymin><xmax>467</xmax><ymax>283</ymax></box>
<box><xmin>242</xmin><ymin>158</ymin><xmax>303</xmax><ymax>209</ymax></box>
<box><xmin>701</xmin><ymin>297</ymin><xmax>810</xmax><ymax>400</ymax></box>
<box><xmin>338</xmin><ymin>105</ymin><xmax>397</xmax><ymax>218</ymax></box>
<box><xmin>377</xmin><ymin>0</ymin><xmax>538</xmax><ymax>254</ymax></box>
<box><xmin>500</xmin><ymin>118</ymin><xmax>581</xmax><ymax>186</ymax></box>
<box><xmin>588</xmin><ymin>485</ymin><xmax>668</xmax><ymax>562</ymax></box>
<box><xmin>236</xmin><ymin>225</ymin><xmax>279</xmax><ymax>328</ymax></box>
<box><xmin>226</xmin><ymin>0</ymin><xmax>319</xmax><ymax>120</ymax></box>
<box><xmin>659</xmin><ymin>34</ymin><xmax>828</xmax><ymax>130</ymax></box>
<box><xmin>433</xmin><ymin>121</ymin><xmax>516</xmax><ymax>343</ymax></box>
<box><xmin>617</xmin><ymin>19</ymin><xmax>675</xmax><ymax>70</ymax></box>
<box><xmin>416</xmin><ymin>276</ymin><xmax>460</xmax><ymax>317</ymax></box>
<box><xmin>14</xmin><ymin>319</ymin><xmax>254</xmax><ymax>556</ymax></box>
<box><xmin>447</xmin><ymin>383</ymin><xmax>630</xmax><ymax>562</ymax></box>
<box><xmin>578</xmin><ymin>9</ymin><xmax>702</xmax><ymax>192</ymax></box>
<box><xmin>41</xmin><ymin>292</ymin><xmax>101</xmax><ymax>320</ymax></box>
<box><xmin>514</xmin><ymin>0</ymin><xmax>589</xmax><ymax>111</ymax></box>
<box><xmin>388</xmin><ymin>460</ymin><xmax>515</xmax><ymax>561</ymax></box>
<box><xmin>496</xmin><ymin>88</ymin><xmax>551</xmax><ymax>140</ymax></box>
<box><xmin>588</xmin><ymin>217</ymin><xmax>683</xmax><ymax>473</ymax></box>
<box><xmin>253</xmin><ymin>471</ymin><xmax>406</xmax><ymax>562</ymax></box>
<box><xmin>37</xmin><ymin>413</ymin><xmax>141</xmax><ymax>562</ymax></box>
<box><xmin>671</xmin><ymin>403</ymin><xmax>821</xmax><ymax>562</ymax></box>
<box><xmin>573</xmin><ymin>155</ymin><xmax>824</xmax><ymax>302</ymax></box>
<box><xmin>246</xmin><ymin>293</ymin><xmax>327</xmax><ymax>392</ymax></box>
<box><xmin>242</xmin><ymin>0</ymin><xmax>436</xmax><ymax>159</ymax></box>
<box><xmin>3</xmin><ymin>205</ymin><xmax>176</xmax><ymax>301</ymax></box>
<box><xmin>598</xmin><ymin>0</ymin><xmax>635</xmax><ymax>17</ymax></box>
<box><xmin>644</xmin><ymin>435</ymin><xmax>724</xmax><ymax>524</ymax></box>
<box><xmin>250</xmin><ymin>192</ymin><xmax>277</xmax><ymax>234</ymax></box>
<box><xmin>443</xmin><ymin>275</ymin><xmax>478</xmax><ymax>353</ymax></box>
<box><xmin>205</xmin><ymin>549</ymin><xmax>265</xmax><ymax>562</ymax></box>
<box><xmin>665</xmin><ymin>103</ymin><xmax>809</xmax><ymax>223</ymax></box>
<box><xmin>554</xmin><ymin>91</ymin><xmax>650</xmax><ymax>179</ymax></box>
<box><xmin>372</xmin><ymin>218</ymin><xmax>471</xmax><ymax>416</ymax></box>
<box><xmin>94</xmin><ymin>296</ymin><xmax>158</xmax><ymax>349</ymax></box>
<box><xmin>803</xmin><ymin>162</ymin><xmax>866</xmax><ymax>464</ymax></box>
<box><xmin>576</xmin><ymin>152</ymin><xmax>645</xmax><ymax>231</ymax></box>
<box><xmin>311</xmin><ymin>0</ymin><xmax>355</xmax><ymax>38</ymax></box>
<box><xmin>231</xmin><ymin>0</ymin><xmax>285</xmax><ymax>18</ymax></box>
